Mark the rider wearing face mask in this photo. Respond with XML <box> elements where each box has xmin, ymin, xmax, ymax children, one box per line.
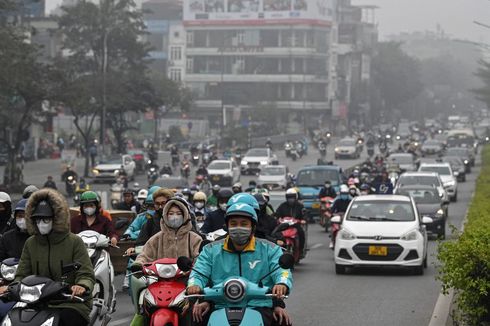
<box><xmin>188</xmin><ymin>203</ymin><xmax>293</xmax><ymax>326</ymax></box>
<box><xmin>70</xmin><ymin>191</ymin><xmax>118</xmax><ymax>246</ymax></box>
<box><xmin>276</xmin><ymin>188</ymin><xmax>304</xmax><ymax>220</ymax></box>
<box><xmin>318</xmin><ymin>180</ymin><xmax>337</xmax><ymax>199</ymax></box>
<box><xmin>1</xmin><ymin>189</ymin><xmax>95</xmax><ymax>326</ymax></box>
<box><xmin>0</xmin><ymin>199</ymin><xmax>30</xmax><ymax>260</ymax></box>
<box><xmin>133</xmin><ymin>197</ymin><xmax>202</xmax><ymax>267</ymax></box>
<box><xmin>199</xmin><ymin>189</ymin><xmax>233</xmax><ymax>234</ymax></box>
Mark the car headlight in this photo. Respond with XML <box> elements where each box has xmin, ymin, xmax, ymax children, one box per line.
<box><xmin>92</xmin><ymin>169</ymin><xmax>99</xmax><ymax>175</ymax></box>
<box><xmin>454</xmin><ymin>171</ymin><xmax>459</xmax><ymax>176</ymax></box>
<box><xmin>463</xmin><ymin>160</ymin><xmax>469</xmax><ymax>165</ymax></box>
<box><xmin>395</xmin><ymin>135</ymin><xmax>400</xmax><ymax>140</ymax></box>
<box><xmin>20</xmin><ymin>283</ymin><xmax>45</xmax><ymax>303</ymax></box>
<box><xmin>114</xmin><ymin>169</ymin><xmax>120</xmax><ymax>175</ymax></box>
<box><xmin>436</xmin><ymin>209</ymin><xmax>444</xmax><ymax>216</ymax></box>
<box><xmin>155</xmin><ymin>263</ymin><xmax>178</xmax><ymax>279</ymax></box>
<box><xmin>400</xmin><ymin>230</ymin><xmax>418</xmax><ymax>241</ymax></box>
<box><xmin>339</xmin><ymin>229</ymin><xmax>356</xmax><ymax>240</ymax></box>
<box><xmin>241</xmin><ymin>160</ymin><xmax>247</xmax><ymax>165</ymax></box>
<box><xmin>444</xmin><ymin>180</ymin><xmax>456</xmax><ymax>187</ymax></box>
<box><xmin>335</xmin><ymin>147</ymin><xmax>340</xmax><ymax>152</ymax></box>
<box><xmin>260</xmin><ymin>161</ymin><xmax>268</xmax><ymax>165</ymax></box>
<box><xmin>1</xmin><ymin>264</ymin><xmax>17</xmax><ymax>281</ymax></box>
<box><xmin>486</xmin><ymin>136</ymin><xmax>489</xmax><ymax>142</ymax></box>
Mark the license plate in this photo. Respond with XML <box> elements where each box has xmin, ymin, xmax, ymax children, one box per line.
<box><xmin>368</xmin><ymin>246</ymin><xmax>387</xmax><ymax>256</ymax></box>
<box><xmin>212</xmin><ymin>176</ymin><xmax>220</xmax><ymax>181</ymax></box>
<box><xmin>312</xmin><ymin>203</ymin><xmax>320</xmax><ymax>209</ymax></box>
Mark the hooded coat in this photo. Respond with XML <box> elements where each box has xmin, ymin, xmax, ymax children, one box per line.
<box><xmin>135</xmin><ymin>199</ymin><xmax>202</xmax><ymax>265</ymax></box>
<box><xmin>14</xmin><ymin>189</ymin><xmax>95</xmax><ymax>322</ymax></box>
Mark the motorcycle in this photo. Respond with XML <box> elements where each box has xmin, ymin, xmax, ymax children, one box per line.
<box><xmin>325</xmin><ymin>132</ymin><xmax>332</xmax><ymax>144</ymax></box>
<box><xmin>110</xmin><ymin>182</ymin><xmax>123</xmax><ymax>209</ymax></box>
<box><xmin>0</xmin><ymin>262</ymin><xmax>89</xmax><ymax>326</ymax></box>
<box><xmin>0</xmin><ymin>258</ymin><xmax>18</xmax><ymax>319</ymax></box>
<box><xmin>290</xmin><ymin>147</ymin><xmax>299</xmax><ymax>161</ymax></box>
<box><xmin>329</xmin><ymin>213</ymin><xmax>344</xmax><ymax>249</ymax></box>
<box><xmin>130</xmin><ymin>258</ymin><xmax>188</xmax><ymax>325</ymax></box>
<box><xmin>171</xmin><ymin>153</ymin><xmax>180</xmax><ymax>168</ymax></box>
<box><xmin>318</xmin><ymin>141</ymin><xmax>327</xmax><ymax>157</ymax></box>
<box><xmin>367</xmin><ymin>145</ymin><xmax>375</xmax><ymax>157</ymax></box>
<box><xmin>77</xmin><ymin>231</ymin><xmax>116</xmax><ymax>326</ymax></box>
<box><xmin>284</xmin><ymin>142</ymin><xmax>292</xmax><ymax>158</ymax></box>
<box><xmin>191</xmin><ymin>154</ymin><xmax>200</xmax><ymax>167</ymax></box>
<box><xmin>65</xmin><ymin>175</ymin><xmax>77</xmax><ymax>198</ymax></box>
<box><xmin>180</xmin><ymin>162</ymin><xmax>190</xmax><ymax>179</ymax></box>
<box><xmin>179</xmin><ymin>254</ymin><xmax>294</xmax><ymax>326</ymax></box>
<box><xmin>319</xmin><ymin>197</ymin><xmax>334</xmax><ymax>232</ymax></box>
<box><xmin>202</xmin><ymin>152</ymin><xmax>211</xmax><ymax>166</ymax></box>
<box><xmin>147</xmin><ymin>166</ymin><xmax>159</xmax><ymax>186</ymax></box>
<box><xmin>357</xmin><ymin>138</ymin><xmax>364</xmax><ymax>152</ymax></box>
<box><xmin>272</xmin><ymin>217</ymin><xmax>307</xmax><ymax>265</ymax></box>
<box><xmin>234</xmin><ymin>152</ymin><xmax>242</xmax><ymax>166</ymax></box>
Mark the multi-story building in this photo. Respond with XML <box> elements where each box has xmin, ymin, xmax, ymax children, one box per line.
<box><xmin>183</xmin><ymin>0</ymin><xmax>336</xmax><ymax>128</ymax></box>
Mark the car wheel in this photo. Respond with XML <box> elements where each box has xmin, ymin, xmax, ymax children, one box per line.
<box><xmin>423</xmin><ymin>256</ymin><xmax>428</xmax><ymax>268</ymax></box>
<box><xmin>335</xmin><ymin>264</ymin><xmax>346</xmax><ymax>275</ymax></box>
<box><xmin>413</xmin><ymin>264</ymin><xmax>424</xmax><ymax>275</ymax></box>
<box><xmin>451</xmin><ymin>193</ymin><xmax>457</xmax><ymax>202</ymax></box>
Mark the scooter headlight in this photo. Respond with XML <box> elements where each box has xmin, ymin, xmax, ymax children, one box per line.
<box><xmin>19</xmin><ymin>283</ymin><xmax>45</xmax><ymax>303</ymax></box>
<box><xmin>223</xmin><ymin>279</ymin><xmax>246</xmax><ymax>303</ymax></box>
<box><xmin>1</xmin><ymin>264</ymin><xmax>18</xmax><ymax>281</ymax></box>
<box><xmin>155</xmin><ymin>264</ymin><xmax>178</xmax><ymax>279</ymax></box>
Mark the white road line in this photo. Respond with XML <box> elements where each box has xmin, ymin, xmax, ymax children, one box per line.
<box><xmin>310</xmin><ymin>243</ymin><xmax>324</xmax><ymax>249</ymax></box>
<box><xmin>109</xmin><ymin>317</ymin><xmax>133</xmax><ymax>326</ymax></box>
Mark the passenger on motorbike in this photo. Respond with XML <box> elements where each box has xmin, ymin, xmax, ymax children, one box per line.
<box><xmin>318</xmin><ymin>180</ymin><xmax>337</xmax><ymax>198</ymax></box>
<box><xmin>193</xmin><ymin>191</ymin><xmax>209</xmax><ymax>220</ymax></box>
<box><xmin>330</xmin><ymin>185</ymin><xmax>352</xmax><ymax>214</ymax></box>
<box><xmin>136</xmin><ymin>188</ymin><xmax>148</xmax><ymax>211</ymax></box>
<box><xmin>70</xmin><ymin>191</ymin><xmax>118</xmax><ymax>247</ymax></box>
<box><xmin>0</xmin><ymin>189</ymin><xmax>95</xmax><ymax>326</ymax></box>
<box><xmin>206</xmin><ymin>184</ymin><xmax>220</xmax><ymax>208</ymax></box>
<box><xmin>196</xmin><ymin>164</ymin><xmax>208</xmax><ymax>177</ymax></box>
<box><xmin>200</xmin><ymin>189</ymin><xmax>233</xmax><ymax>234</ymax></box>
<box><xmin>348</xmin><ymin>185</ymin><xmax>359</xmax><ymax>197</ymax></box>
<box><xmin>0</xmin><ymin>199</ymin><xmax>30</xmax><ymax>260</ymax></box>
<box><xmin>115</xmin><ymin>188</ymin><xmax>141</xmax><ymax>213</ymax></box>
<box><xmin>232</xmin><ymin>182</ymin><xmax>243</xmax><ymax>194</ymax></box>
<box><xmin>275</xmin><ymin>189</ymin><xmax>306</xmax><ymax>255</ymax></box>
<box><xmin>253</xmin><ymin>193</ymin><xmax>279</xmax><ymax>242</ymax></box>
<box><xmin>43</xmin><ymin>175</ymin><xmax>57</xmax><ymax>190</ymax></box>
<box><xmin>188</xmin><ymin>203</ymin><xmax>293</xmax><ymax>326</ymax></box>
<box><xmin>373</xmin><ymin>171</ymin><xmax>394</xmax><ymax>195</ymax></box>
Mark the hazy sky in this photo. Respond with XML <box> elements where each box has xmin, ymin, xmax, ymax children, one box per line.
<box><xmin>353</xmin><ymin>0</ymin><xmax>490</xmax><ymax>44</ymax></box>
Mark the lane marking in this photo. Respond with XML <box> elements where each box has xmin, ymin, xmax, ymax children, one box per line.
<box><xmin>110</xmin><ymin>317</ymin><xmax>133</xmax><ymax>325</ymax></box>
<box><xmin>310</xmin><ymin>243</ymin><xmax>324</xmax><ymax>249</ymax></box>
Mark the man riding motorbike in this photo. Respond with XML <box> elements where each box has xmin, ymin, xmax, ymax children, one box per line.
<box><xmin>232</xmin><ymin>182</ymin><xmax>243</xmax><ymax>194</ymax></box>
<box><xmin>330</xmin><ymin>185</ymin><xmax>352</xmax><ymax>214</ymax></box>
<box><xmin>61</xmin><ymin>166</ymin><xmax>78</xmax><ymax>195</ymax></box>
<box><xmin>253</xmin><ymin>193</ymin><xmax>279</xmax><ymax>242</ymax></box>
<box><xmin>206</xmin><ymin>184</ymin><xmax>220</xmax><ymax>209</ymax></box>
<box><xmin>0</xmin><ymin>199</ymin><xmax>29</xmax><ymax>260</ymax></box>
<box><xmin>160</xmin><ymin>163</ymin><xmax>173</xmax><ymax>176</ymax></box>
<box><xmin>318</xmin><ymin>180</ymin><xmax>337</xmax><ymax>198</ymax></box>
<box><xmin>187</xmin><ymin>203</ymin><xmax>293</xmax><ymax>326</ymax></box>
<box><xmin>196</xmin><ymin>164</ymin><xmax>208</xmax><ymax>177</ymax></box>
<box><xmin>200</xmin><ymin>189</ymin><xmax>233</xmax><ymax>234</ymax></box>
<box><xmin>275</xmin><ymin>189</ymin><xmax>306</xmax><ymax>256</ymax></box>
<box><xmin>115</xmin><ymin>188</ymin><xmax>141</xmax><ymax>213</ymax></box>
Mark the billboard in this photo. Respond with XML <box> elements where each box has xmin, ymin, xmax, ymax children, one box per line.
<box><xmin>184</xmin><ymin>0</ymin><xmax>334</xmax><ymax>26</ymax></box>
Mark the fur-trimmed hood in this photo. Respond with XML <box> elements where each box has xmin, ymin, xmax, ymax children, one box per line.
<box><xmin>25</xmin><ymin>189</ymin><xmax>70</xmax><ymax>236</ymax></box>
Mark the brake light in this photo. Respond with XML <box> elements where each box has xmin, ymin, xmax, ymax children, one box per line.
<box><xmin>133</xmin><ymin>154</ymin><xmax>144</xmax><ymax>160</ymax></box>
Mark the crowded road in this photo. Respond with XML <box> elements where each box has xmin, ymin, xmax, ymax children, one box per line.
<box><xmin>2</xmin><ymin>143</ymin><xmax>478</xmax><ymax>326</ymax></box>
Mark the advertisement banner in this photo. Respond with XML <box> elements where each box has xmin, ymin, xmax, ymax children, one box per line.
<box><xmin>184</xmin><ymin>0</ymin><xmax>334</xmax><ymax>26</ymax></box>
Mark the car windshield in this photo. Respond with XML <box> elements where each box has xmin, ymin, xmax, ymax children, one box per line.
<box><xmin>446</xmin><ymin>148</ymin><xmax>467</xmax><ymax>156</ymax></box>
<box><xmin>155</xmin><ymin>178</ymin><xmax>187</xmax><ymax>188</ymax></box>
<box><xmin>424</xmin><ymin>140</ymin><xmax>440</xmax><ymax>146</ymax></box>
<box><xmin>398</xmin><ymin>176</ymin><xmax>439</xmax><ymax>187</ymax></box>
<box><xmin>246</xmin><ymin>149</ymin><xmax>268</xmax><ymax>156</ymax></box>
<box><xmin>388</xmin><ymin>155</ymin><xmax>413</xmax><ymax>164</ymax></box>
<box><xmin>261</xmin><ymin>167</ymin><xmax>285</xmax><ymax>175</ymax></box>
<box><xmin>338</xmin><ymin>139</ymin><xmax>355</xmax><ymax>146</ymax></box>
<box><xmin>347</xmin><ymin>200</ymin><xmax>415</xmax><ymax>221</ymax></box>
<box><xmin>296</xmin><ymin>169</ymin><xmax>340</xmax><ymax>187</ymax></box>
<box><xmin>420</xmin><ymin>166</ymin><xmax>451</xmax><ymax>175</ymax></box>
<box><xmin>397</xmin><ymin>189</ymin><xmax>439</xmax><ymax>204</ymax></box>
<box><xmin>208</xmin><ymin>162</ymin><xmax>230</xmax><ymax>170</ymax></box>
<box><xmin>99</xmin><ymin>157</ymin><xmax>121</xmax><ymax>165</ymax></box>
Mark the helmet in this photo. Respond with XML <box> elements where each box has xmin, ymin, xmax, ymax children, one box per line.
<box><xmin>285</xmin><ymin>188</ymin><xmax>298</xmax><ymax>200</ymax></box>
<box><xmin>227</xmin><ymin>193</ymin><xmax>260</xmax><ymax>211</ymax></box>
<box><xmin>360</xmin><ymin>183</ymin><xmax>370</xmax><ymax>191</ymax></box>
<box><xmin>212</xmin><ymin>184</ymin><xmax>221</xmax><ymax>192</ymax></box>
<box><xmin>349</xmin><ymin>184</ymin><xmax>357</xmax><ymax>190</ymax></box>
<box><xmin>80</xmin><ymin>191</ymin><xmax>99</xmax><ymax>205</ymax></box>
<box><xmin>217</xmin><ymin>189</ymin><xmax>234</xmax><ymax>201</ymax></box>
<box><xmin>182</xmin><ymin>188</ymin><xmax>192</xmax><ymax>196</ymax></box>
<box><xmin>145</xmin><ymin>194</ymin><xmax>154</xmax><ymax>205</ymax></box>
<box><xmin>22</xmin><ymin>185</ymin><xmax>39</xmax><ymax>199</ymax></box>
<box><xmin>225</xmin><ymin>203</ymin><xmax>258</xmax><ymax>224</ymax></box>
<box><xmin>14</xmin><ymin>199</ymin><xmax>27</xmax><ymax>212</ymax></box>
<box><xmin>137</xmin><ymin>189</ymin><xmax>148</xmax><ymax>200</ymax></box>
<box><xmin>339</xmin><ymin>184</ymin><xmax>349</xmax><ymax>194</ymax></box>
<box><xmin>0</xmin><ymin>192</ymin><xmax>11</xmax><ymax>203</ymax></box>
<box><xmin>193</xmin><ymin>191</ymin><xmax>207</xmax><ymax>202</ymax></box>
<box><xmin>232</xmin><ymin>182</ymin><xmax>242</xmax><ymax>189</ymax></box>
<box><xmin>31</xmin><ymin>200</ymin><xmax>54</xmax><ymax>218</ymax></box>
<box><xmin>252</xmin><ymin>193</ymin><xmax>267</xmax><ymax>206</ymax></box>
<box><xmin>148</xmin><ymin>186</ymin><xmax>161</xmax><ymax>196</ymax></box>
<box><xmin>190</xmin><ymin>185</ymin><xmax>200</xmax><ymax>193</ymax></box>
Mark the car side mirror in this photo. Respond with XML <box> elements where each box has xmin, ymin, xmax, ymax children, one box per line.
<box><xmin>331</xmin><ymin>215</ymin><xmax>341</xmax><ymax>224</ymax></box>
<box><xmin>422</xmin><ymin>216</ymin><xmax>433</xmax><ymax>224</ymax></box>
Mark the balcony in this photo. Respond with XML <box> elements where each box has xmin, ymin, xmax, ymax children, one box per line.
<box><xmin>186</xmin><ymin>47</ymin><xmax>328</xmax><ymax>57</ymax></box>
<box><xmin>186</xmin><ymin>73</ymin><xmax>328</xmax><ymax>83</ymax></box>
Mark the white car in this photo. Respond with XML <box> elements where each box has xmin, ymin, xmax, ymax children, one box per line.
<box><xmin>207</xmin><ymin>160</ymin><xmax>240</xmax><ymax>186</ymax></box>
<box><xmin>258</xmin><ymin>165</ymin><xmax>290</xmax><ymax>189</ymax></box>
<box><xmin>418</xmin><ymin>163</ymin><xmax>458</xmax><ymax>201</ymax></box>
<box><xmin>333</xmin><ymin>195</ymin><xmax>431</xmax><ymax>275</ymax></box>
<box><xmin>240</xmin><ymin>148</ymin><xmax>278</xmax><ymax>175</ymax></box>
<box><xmin>92</xmin><ymin>155</ymin><xmax>135</xmax><ymax>182</ymax></box>
<box><xmin>334</xmin><ymin>138</ymin><xmax>360</xmax><ymax>159</ymax></box>
<box><xmin>394</xmin><ymin>171</ymin><xmax>449</xmax><ymax>204</ymax></box>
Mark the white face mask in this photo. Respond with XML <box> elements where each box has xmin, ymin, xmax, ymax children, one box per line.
<box><xmin>83</xmin><ymin>207</ymin><xmax>96</xmax><ymax>216</ymax></box>
<box><xmin>194</xmin><ymin>202</ymin><xmax>205</xmax><ymax>209</ymax></box>
<box><xmin>36</xmin><ymin>219</ymin><xmax>53</xmax><ymax>235</ymax></box>
<box><xmin>16</xmin><ymin>218</ymin><xmax>27</xmax><ymax>230</ymax></box>
<box><xmin>167</xmin><ymin>214</ymin><xmax>184</xmax><ymax>229</ymax></box>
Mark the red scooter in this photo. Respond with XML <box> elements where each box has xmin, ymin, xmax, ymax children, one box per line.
<box><xmin>329</xmin><ymin>213</ymin><xmax>344</xmax><ymax>250</ymax></box>
<box><xmin>273</xmin><ymin>217</ymin><xmax>307</xmax><ymax>265</ymax></box>
<box><xmin>319</xmin><ymin>196</ymin><xmax>334</xmax><ymax>232</ymax></box>
<box><xmin>134</xmin><ymin>258</ymin><xmax>188</xmax><ymax>325</ymax></box>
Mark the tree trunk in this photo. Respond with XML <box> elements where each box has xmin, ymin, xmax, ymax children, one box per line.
<box><xmin>84</xmin><ymin>138</ymin><xmax>91</xmax><ymax>177</ymax></box>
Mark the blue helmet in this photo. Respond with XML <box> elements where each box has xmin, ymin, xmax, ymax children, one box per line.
<box><xmin>226</xmin><ymin>203</ymin><xmax>258</xmax><ymax>224</ymax></box>
<box><xmin>148</xmin><ymin>186</ymin><xmax>161</xmax><ymax>196</ymax></box>
<box><xmin>15</xmin><ymin>199</ymin><xmax>28</xmax><ymax>212</ymax></box>
<box><xmin>227</xmin><ymin>193</ymin><xmax>259</xmax><ymax>211</ymax></box>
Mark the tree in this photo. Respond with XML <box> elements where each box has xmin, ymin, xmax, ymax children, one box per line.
<box><xmin>371</xmin><ymin>42</ymin><xmax>424</xmax><ymax>119</ymax></box>
<box><xmin>0</xmin><ymin>0</ymin><xmax>52</xmax><ymax>189</ymax></box>
<box><xmin>472</xmin><ymin>60</ymin><xmax>490</xmax><ymax>108</ymax></box>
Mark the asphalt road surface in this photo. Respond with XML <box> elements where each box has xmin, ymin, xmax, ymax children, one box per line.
<box><xmin>2</xmin><ymin>142</ymin><xmax>478</xmax><ymax>326</ymax></box>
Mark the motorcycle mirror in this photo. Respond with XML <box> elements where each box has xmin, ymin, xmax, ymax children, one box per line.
<box><xmin>278</xmin><ymin>254</ymin><xmax>295</xmax><ymax>270</ymax></box>
<box><xmin>177</xmin><ymin>256</ymin><xmax>193</xmax><ymax>272</ymax></box>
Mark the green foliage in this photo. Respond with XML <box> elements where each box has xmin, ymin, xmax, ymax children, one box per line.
<box><xmin>437</xmin><ymin>146</ymin><xmax>490</xmax><ymax>324</ymax></box>
<box><xmin>473</xmin><ymin>60</ymin><xmax>490</xmax><ymax>108</ymax></box>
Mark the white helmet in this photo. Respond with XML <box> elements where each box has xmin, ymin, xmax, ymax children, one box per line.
<box><xmin>285</xmin><ymin>188</ymin><xmax>298</xmax><ymax>199</ymax></box>
<box><xmin>0</xmin><ymin>192</ymin><xmax>11</xmax><ymax>203</ymax></box>
<box><xmin>339</xmin><ymin>184</ymin><xmax>349</xmax><ymax>194</ymax></box>
<box><xmin>137</xmin><ymin>189</ymin><xmax>148</xmax><ymax>200</ymax></box>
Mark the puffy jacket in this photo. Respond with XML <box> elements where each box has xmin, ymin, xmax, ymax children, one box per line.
<box><xmin>123</xmin><ymin>210</ymin><xmax>154</xmax><ymax>240</ymax></box>
<box><xmin>275</xmin><ymin>201</ymin><xmax>304</xmax><ymax>219</ymax></box>
<box><xmin>15</xmin><ymin>189</ymin><xmax>95</xmax><ymax>322</ymax></box>
<box><xmin>188</xmin><ymin>236</ymin><xmax>293</xmax><ymax>309</ymax></box>
<box><xmin>0</xmin><ymin>226</ymin><xmax>30</xmax><ymax>260</ymax></box>
<box><xmin>199</xmin><ymin>208</ymin><xmax>226</xmax><ymax>234</ymax></box>
<box><xmin>135</xmin><ymin>199</ymin><xmax>202</xmax><ymax>265</ymax></box>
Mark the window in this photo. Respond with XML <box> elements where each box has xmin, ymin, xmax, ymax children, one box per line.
<box><xmin>186</xmin><ymin>58</ymin><xmax>194</xmax><ymax>73</ymax></box>
<box><xmin>169</xmin><ymin>69</ymin><xmax>181</xmax><ymax>81</ymax></box>
<box><xmin>186</xmin><ymin>31</ymin><xmax>194</xmax><ymax>46</ymax></box>
<box><xmin>170</xmin><ymin>47</ymin><xmax>182</xmax><ymax>60</ymax></box>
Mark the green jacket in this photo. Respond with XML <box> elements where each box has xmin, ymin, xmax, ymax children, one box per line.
<box><xmin>15</xmin><ymin>189</ymin><xmax>95</xmax><ymax>321</ymax></box>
